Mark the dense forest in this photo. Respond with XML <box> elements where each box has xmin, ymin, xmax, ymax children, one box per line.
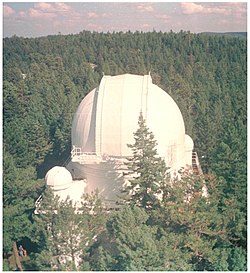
<box><xmin>3</xmin><ymin>30</ymin><xmax>247</xmax><ymax>270</ymax></box>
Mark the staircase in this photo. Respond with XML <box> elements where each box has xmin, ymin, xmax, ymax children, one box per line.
<box><xmin>192</xmin><ymin>152</ymin><xmax>203</xmax><ymax>175</ymax></box>
<box><xmin>34</xmin><ymin>195</ymin><xmax>43</xmax><ymax>214</ymax></box>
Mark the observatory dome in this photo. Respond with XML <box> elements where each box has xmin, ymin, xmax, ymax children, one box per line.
<box><xmin>67</xmin><ymin>73</ymin><xmax>195</xmax><ymax>206</ymax></box>
<box><xmin>45</xmin><ymin>166</ymin><xmax>73</xmax><ymax>191</ymax></box>
<box><xmin>71</xmin><ymin>74</ymin><xmax>186</xmax><ymax>168</ymax></box>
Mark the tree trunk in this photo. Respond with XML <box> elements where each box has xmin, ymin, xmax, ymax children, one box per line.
<box><xmin>13</xmin><ymin>241</ymin><xmax>23</xmax><ymax>271</ymax></box>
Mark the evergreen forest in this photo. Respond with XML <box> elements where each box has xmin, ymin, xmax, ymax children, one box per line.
<box><xmin>3</xmin><ymin>30</ymin><xmax>247</xmax><ymax>271</ymax></box>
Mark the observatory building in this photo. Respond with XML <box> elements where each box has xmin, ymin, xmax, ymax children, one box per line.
<box><xmin>37</xmin><ymin>73</ymin><xmax>201</xmax><ymax>209</ymax></box>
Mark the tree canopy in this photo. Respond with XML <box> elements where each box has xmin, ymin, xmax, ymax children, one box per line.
<box><xmin>3</xmin><ymin>30</ymin><xmax>247</xmax><ymax>270</ymax></box>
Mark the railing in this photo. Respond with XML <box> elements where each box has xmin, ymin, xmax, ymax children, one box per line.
<box><xmin>71</xmin><ymin>146</ymin><xmax>103</xmax><ymax>164</ymax></box>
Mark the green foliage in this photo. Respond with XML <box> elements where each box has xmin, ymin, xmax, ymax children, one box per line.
<box><xmin>89</xmin><ymin>206</ymin><xmax>168</xmax><ymax>271</ymax></box>
<box><xmin>124</xmin><ymin>112</ymin><xmax>168</xmax><ymax>210</ymax></box>
<box><xmin>91</xmin><ymin>246</ymin><xmax>114</xmax><ymax>271</ymax></box>
<box><xmin>153</xmin><ymin>173</ymin><xmax>246</xmax><ymax>270</ymax></box>
<box><xmin>32</xmin><ymin>188</ymin><xmax>107</xmax><ymax>271</ymax></box>
<box><xmin>3</xmin><ymin>31</ymin><xmax>246</xmax><ymax>270</ymax></box>
<box><xmin>3</xmin><ymin>150</ymin><xmax>44</xmax><ymax>254</ymax></box>
<box><xmin>228</xmin><ymin>246</ymin><xmax>247</xmax><ymax>271</ymax></box>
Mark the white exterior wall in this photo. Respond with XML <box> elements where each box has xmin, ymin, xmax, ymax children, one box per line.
<box><xmin>52</xmin><ymin>180</ymin><xmax>87</xmax><ymax>206</ymax></box>
<box><xmin>67</xmin><ymin>160</ymin><xmax>126</xmax><ymax>207</ymax></box>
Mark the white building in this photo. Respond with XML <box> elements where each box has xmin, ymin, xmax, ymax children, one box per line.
<box><xmin>38</xmin><ymin>73</ymin><xmax>201</xmax><ymax>209</ymax></box>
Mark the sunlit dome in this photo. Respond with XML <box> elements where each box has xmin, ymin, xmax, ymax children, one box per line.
<box><xmin>45</xmin><ymin>166</ymin><xmax>73</xmax><ymax>191</ymax></box>
<box><xmin>65</xmin><ymin>73</ymin><xmax>196</xmax><ymax>207</ymax></box>
<box><xmin>71</xmin><ymin>74</ymin><xmax>186</xmax><ymax>169</ymax></box>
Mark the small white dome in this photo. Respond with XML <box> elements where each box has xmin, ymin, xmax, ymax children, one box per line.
<box><xmin>45</xmin><ymin>166</ymin><xmax>73</xmax><ymax>191</ymax></box>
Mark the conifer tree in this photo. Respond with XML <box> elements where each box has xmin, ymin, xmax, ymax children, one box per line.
<box><xmin>157</xmin><ymin>173</ymin><xmax>247</xmax><ymax>271</ymax></box>
<box><xmin>123</xmin><ymin>112</ymin><xmax>168</xmax><ymax>210</ymax></box>
<box><xmin>3</xmin><ymin>150</ymin><xmax>44</xmax><ymax>257</ymax></box>
<box><xmin>89</xmin><ymin>206</ymin><xmax>167</xmax><ymax>271</ymax></box>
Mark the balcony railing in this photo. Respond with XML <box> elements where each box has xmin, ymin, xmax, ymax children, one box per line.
<box><xmin>71</xmin><ymin>146</ymin><xmax>103</xmax><ymax>164</ymax></box>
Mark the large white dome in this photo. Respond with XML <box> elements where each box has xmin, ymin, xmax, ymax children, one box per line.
<box><xmin>71</xmin><ymin>74</ymin><xmax>186</xmax><ymax>169</ymax></box>
<box><xmin>67</xmin><ymin>73</ymin><xmax>195</xmax><ymax>207</ymax></box>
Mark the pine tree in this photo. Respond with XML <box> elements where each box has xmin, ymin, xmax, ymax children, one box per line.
<box><xmin>123</xmin><ymin>112</ymin><xmax>168</xmax><ymax>210</ymax></box>
<box><xmin>89</xmin><ymin>206</ymin><xmax>167</xmax><ymax>271</ymax></box>
<box><xmin>3</xmin><ymin>150</ymin><xmax>44</xmax><ymax>257</ymax></box>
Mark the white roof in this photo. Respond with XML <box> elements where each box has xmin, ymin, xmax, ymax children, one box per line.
<box><xmin>72</xmin><ymin>74</ymin><xmax>186</xmax><ymax>168</ymax></box>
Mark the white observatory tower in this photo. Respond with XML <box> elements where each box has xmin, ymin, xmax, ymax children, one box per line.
<box><xmin>35</xmin><ymin>73</ymin><xmax>203</xmax><ymax>211</ymax></box>
<box><xmin>60</xmin><ymin>73</ymin><xmax>196</xmax><ymax>207</ymax></box>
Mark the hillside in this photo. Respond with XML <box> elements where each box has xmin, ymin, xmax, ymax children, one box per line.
<box><xmin>201</xmin><ymin>31</ymin><xmax>247</xmax><ymax>38</ymax></box>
